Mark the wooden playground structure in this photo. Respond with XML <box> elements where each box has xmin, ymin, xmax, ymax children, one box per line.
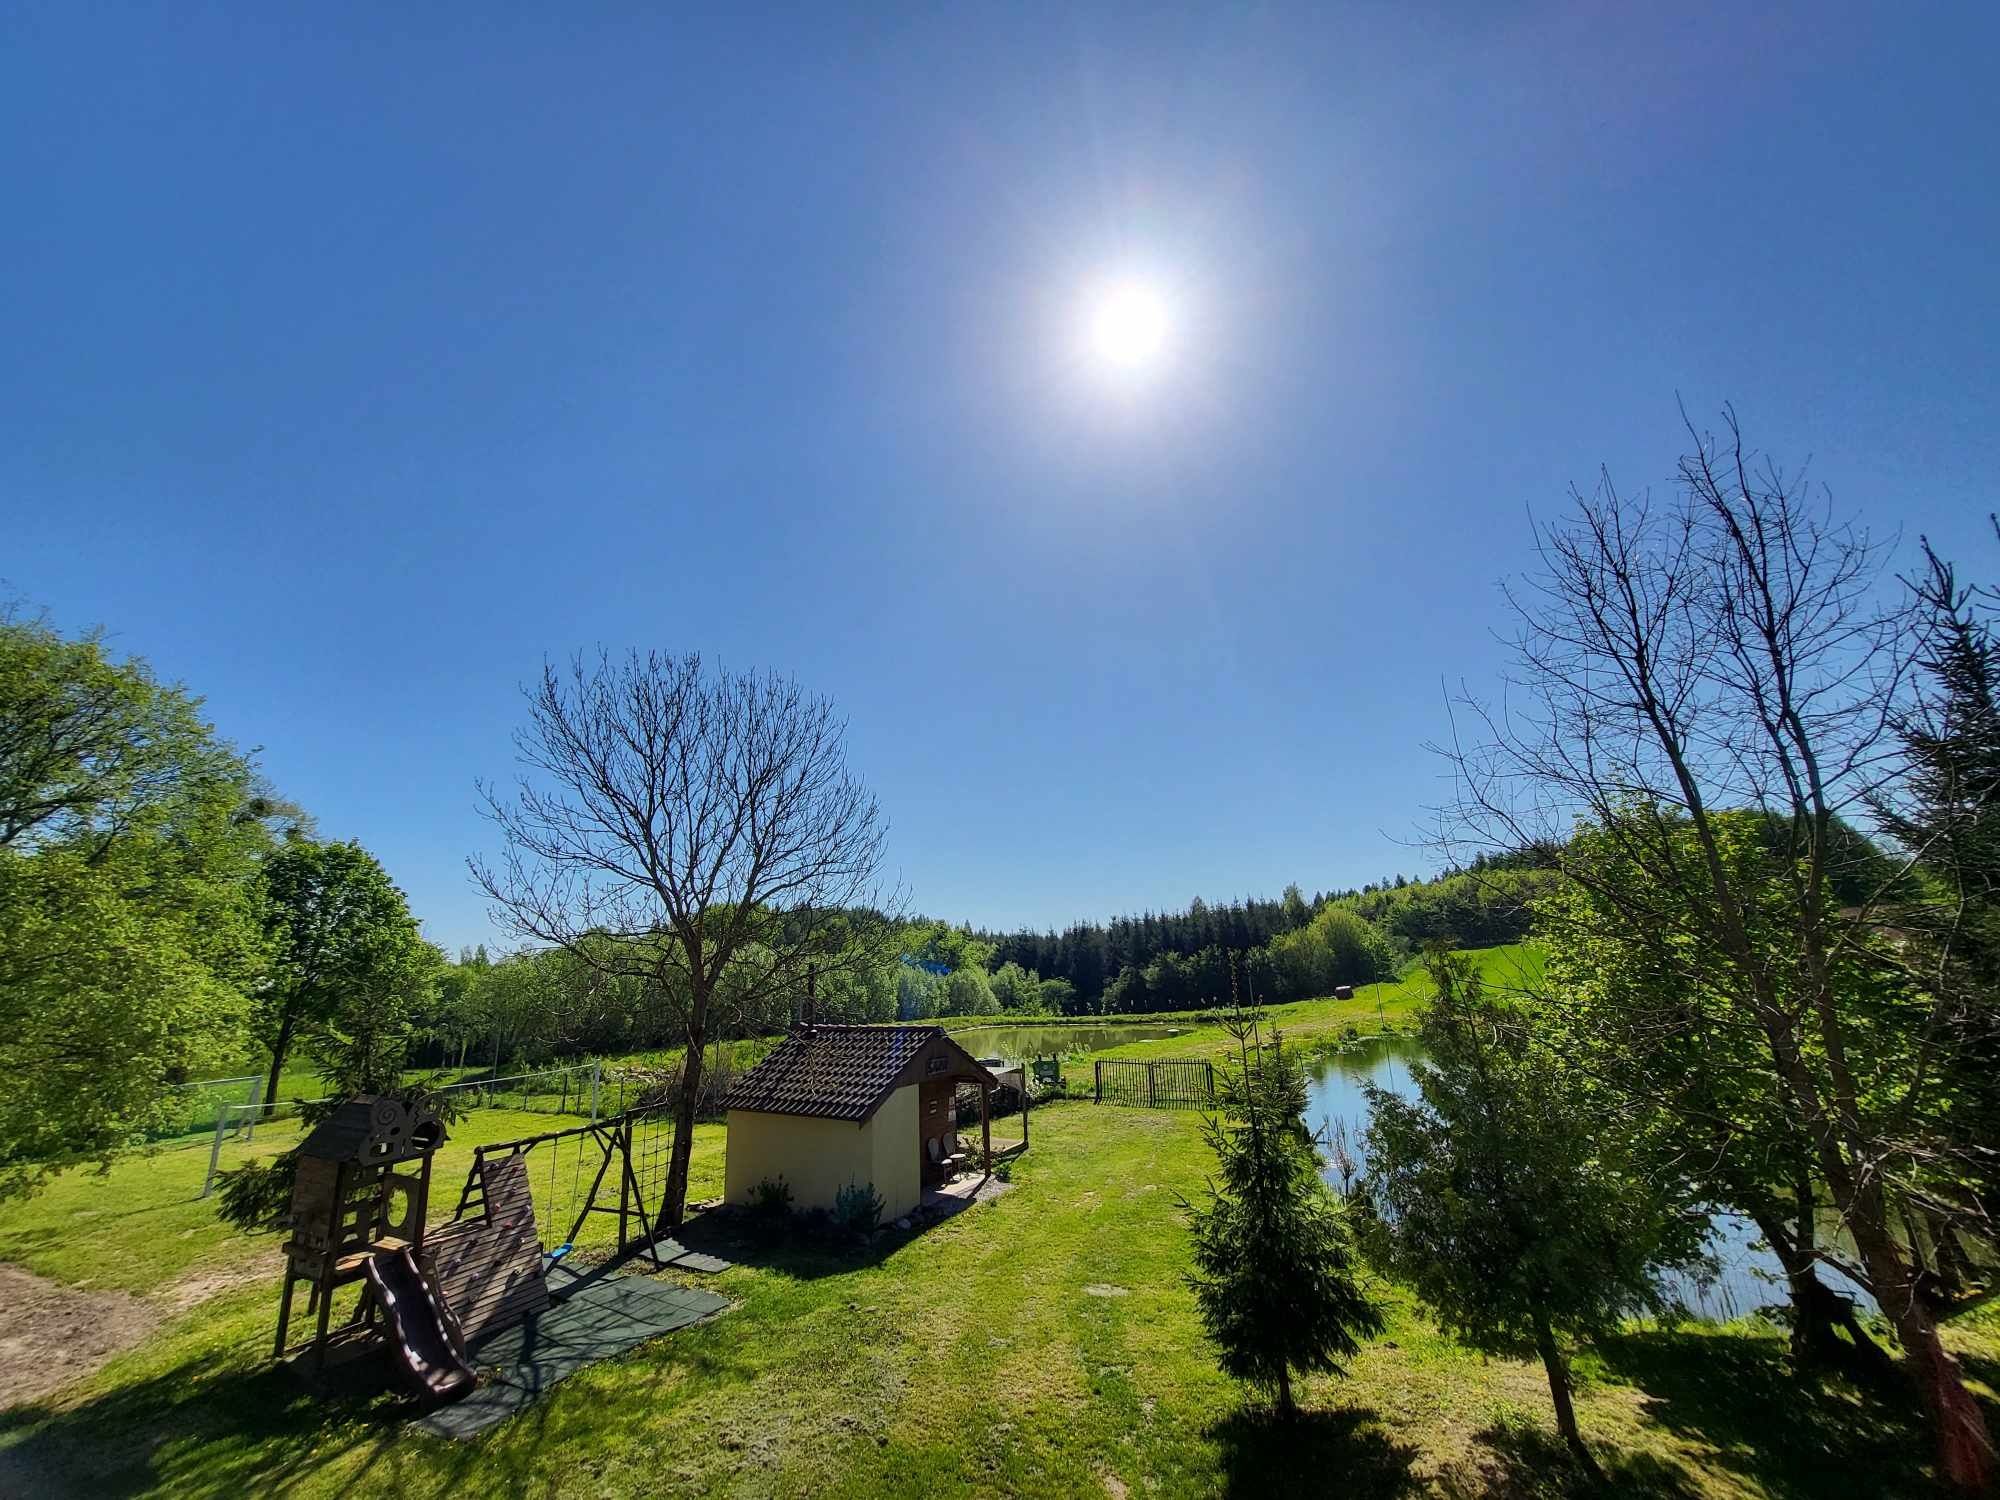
<box><xmin>274</xmin><ymin>1095</ymin><xmax>707</xmax><ymax>1406</ymax></box>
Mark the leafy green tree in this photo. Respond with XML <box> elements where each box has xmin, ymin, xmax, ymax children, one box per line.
<box><xmin>1540</xmin><ymin>816</ymin><xmax>1896</xmax><ymax>1377</ymax></box>
<box><xmin>1437</xmin><ymin>418</ymin><xmax>1996</xmax><ymax>1487</ymax></box>
<box><xmin>0</xmin><ymin>606</ymin><xmax>274</xmax><ymax>1199</ymax></box>
<box><xmin>895</xmin><ymin>961</ymin><xmax>943</xmax><ymax>1020</ymax></box>
<box><xmin>254</xmin><ymin>839</ymin><xmax>436</xmax><ymax>1108</ymax></box>
<box><xmin>1360</xmin><ymin>949</ymin><xmax>1703</xmax><ymax>1474</ymax></box>
<box><xmin>988</xmin><ymin>960</ymin><xmax>1043</xmax><ymax>1013</ymax></box>
<box><xmin>217</xmin><ymin>930</ymin><xmax>443</xmax><ymax>1234</ymax></box>
<box><xmin>943</xmin><ymin>963</ymin><xmax>998</xmax><ymax>1016</ymax></box>
<box><xmin>1263</xmin><ymin>906</ymin><xmax>1395</xmax><ymax>1001</ymax></box>
<box><xmin>1183</xmin><ymin>1009</ymin><xmax>1383</xmax><ymax>1415</ymax></box>
<box><xmin>1037</xmin><ymin>976</ymin><xmax>1077</xmax><ymax>1014</ymax></box>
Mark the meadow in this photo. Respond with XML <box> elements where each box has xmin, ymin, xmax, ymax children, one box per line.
<box><xmin>1</xmin><ymin>962</ymin><xmax>1994</xmax><ymax>1499</ymax></box>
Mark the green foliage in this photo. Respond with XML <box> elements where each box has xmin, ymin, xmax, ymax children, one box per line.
<box><xmin>254</xmin><ymin>839</ymin><xmax>439</xmax><ymax>1102</ymax></box>
<box><xmin>896</xmin><ymin>961</ymin><xmax>944</xmax><ymax>1020</ymax></box>
<box><xmin>1182</xmin><ymin>1010</ymin><xmax>1383</xmax><ymax>1413</ymax></box>
<box><xmin>749</xmin><ymin>1174</ymin><xmax>794</xmax><ymax>1226</ymax></box>
<box><xmin>1879</xmin><ymin>536</ymin><xmax>2000</xmax><ymax>1205</ymax></box>
<box><xmin>1262</xmin><ymin>907</ymin><xmax>1398</xmax><ymax>1002</ymax></box>
<box><xmin>832</xmin><ymin>1180</ymin><xmax>884</xmax><ymax>1236</ymax></box>
<box><xmin>213</xmin><ymin>1144</ymin><xmax>295</xmax><ymax>1232</ymax></box>
<box><xmin>0</xmin><ymin>606</ymin><xmax>276</xmax><ymax>1199</ymax></box>
<box><xmin>1359</xmin><ymin>948</ymin><xmax>1704</xmax><ymax>1456</ymax></box>
<box><xmin>1334</xmin><ymin>867</ymin><xmax>1552</xmax><ymax>950</ymax></box>
<box><xmin>944</xmin><ymin>964</ymin><xmax>998</xmax><ymax>1016</ymax></box>
<box><xmin>988</xmin><ymin>960</ymin><xmax>1046</xmax><ymax>1013</ymax></box>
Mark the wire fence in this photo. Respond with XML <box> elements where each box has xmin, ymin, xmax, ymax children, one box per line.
<box><xmin>145</xmin><ymin>1075</ymin><xmax>264</xmax><ymax>1145</ymax></box>
<box><xmin>198</xmin><ymin>1060</ymin><xmax>603</xmax><ymax>1196</ymax></box>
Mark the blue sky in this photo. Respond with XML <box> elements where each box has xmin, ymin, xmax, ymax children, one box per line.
<box><xmin>3</xmin><ymin>4</ymin><xmax>1995</xmax><ymax>953</ymax></box>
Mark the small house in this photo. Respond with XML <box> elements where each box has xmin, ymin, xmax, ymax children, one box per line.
<box><xmin>721</xmin><ymin>1025</ymin><xmax>1004</xmax><ymax>1222</ymax></box>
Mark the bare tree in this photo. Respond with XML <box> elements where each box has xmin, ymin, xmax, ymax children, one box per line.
<box><xmin>1437</xmin><ymin>407</ymin><xmax>1994</xmax><ymax>1492</ymax></box>
<box><xmin>472</xmin><ymin>651</ymin><xmax>892</xmax><ymax>1227</ymax></box>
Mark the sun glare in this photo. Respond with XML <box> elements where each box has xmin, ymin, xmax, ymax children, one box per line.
<box><xmin>1089</xmin><ymin>280</ymin><xmax>1171</xmax><ymax>371</ymax></box>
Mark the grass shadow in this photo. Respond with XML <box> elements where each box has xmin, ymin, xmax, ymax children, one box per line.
<box><xmin>1206</xmin><ymin>1403</ymin><xmax>1421</xmax><ymax>1499</ymax></box>
<box><xmin>0</xmin><ymin>1348</ymin><xmax>404</xmax><ymax>1499</ymax></box>
<box><xmin>1595</xmin><ymin>1325</ymin><xmax>1984</xmax><ymax>1499</ymax></box>
<box><xmin>1433</xmin><ymin>1414</ymin><xmax>1697</xmax><ymax>1498</ymax></box>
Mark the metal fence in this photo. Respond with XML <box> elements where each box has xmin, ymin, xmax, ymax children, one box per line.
<box><xmin>199</xmin><ymin>1061</ymin><xmax>603</xmax><ymax>1196</ymax></box>
<box><xmin>1092</xmin><ymin>1058</ymin><xmax>1214</xmax><ymax>1109</ymax></box>
<box><xmin>148</xmin><ymin>1075</ymin><xmax>264</xmax><ymax>1144</ymax></box>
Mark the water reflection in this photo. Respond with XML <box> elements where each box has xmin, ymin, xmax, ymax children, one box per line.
<box><xmin>948</xmin><ymin>1022</ymin><xmax>1190</xmax><ymax>1066</ymax></box>
<box><xmin>1303</xmin><ymin>1037</ymin><xmax>1874</xmax><ymax>1321</ymax></box>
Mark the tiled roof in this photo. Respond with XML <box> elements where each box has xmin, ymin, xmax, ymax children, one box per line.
<box><xmin>721</xmin><ymin>1025</ymin><xmax>984</xmax><ymax>1122</ymax></box>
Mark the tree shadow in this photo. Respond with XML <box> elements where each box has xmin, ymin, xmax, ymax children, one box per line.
<box><xmin>1595</xmin><ymin>1326</ymin><xmax>1982</xmax><ymax>1499</ymax></box>
<box><xmin>1206</xmin><ymin>1404</ymin><xmax>1422</xmax><ymax>1499</ymax></box>
<box><xmin>0</xmin><ymin>1348</ymin><xmax>403</xmax><ymax>1498</ymax></box>
<box><xmin>1432</xmin><ymin>1414</ymin><xmax>1697</xmax><ymax>1498</ymax></box>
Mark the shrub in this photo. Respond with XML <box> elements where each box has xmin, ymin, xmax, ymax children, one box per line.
<box><xmin>833</xmin><ymin>1181</ymin><xmax>884</xmax><ymax>1236</ymax></box>
<box><xmin>749</xmin><ymin>1175</ymin><xmax>793</xmax><ymax>1226</ymax></box>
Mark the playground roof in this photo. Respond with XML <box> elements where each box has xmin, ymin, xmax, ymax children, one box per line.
<box><xmin>721</xmin><ymin>1025</ymin><xmax>995</xmax><ymax>1123</ymax></box>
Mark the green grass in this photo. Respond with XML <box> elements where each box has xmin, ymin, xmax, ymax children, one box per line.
<box><xmin>4</xmin><ymin>1085</ymin><xmax>1996</xmax><ymax>1498</ymax></box>
<box><xmin>0</xmin><ymin>1110</ymin><xmax>727</xmax><ymax>1297</ymax></box>
<box><xmin>1087</xmin><ymin>944</ymin><xmax>1545</xmax><ymax>1066</ymax></box>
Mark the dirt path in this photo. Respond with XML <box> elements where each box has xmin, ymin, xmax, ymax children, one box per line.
<box><xmin>0</xmin><ymin>1263</ymin><xmax>161</xmax><ymax>1411</ymax></box>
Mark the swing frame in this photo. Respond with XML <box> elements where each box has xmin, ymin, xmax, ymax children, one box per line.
<box><xmin>452</xmin><ymin>1106</ymin><xmax>673</xmax><ymax>1270</ymax></box>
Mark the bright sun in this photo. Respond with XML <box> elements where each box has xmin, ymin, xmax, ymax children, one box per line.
<box><xmin>1089</xmin><ymin>280</ymin><xmax>1171</xmax><ymax>370</ymax></box>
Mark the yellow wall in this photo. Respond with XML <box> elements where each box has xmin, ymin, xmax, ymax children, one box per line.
<box><xmin>867</xmin><ymin>1083</ymin><xmax>920</xmax><ymax>1221</ymax></box>
<box><xmin>724</xmin><ymin>1083</ymin><xmax>923</xmax><ymax>1222</ymax></box>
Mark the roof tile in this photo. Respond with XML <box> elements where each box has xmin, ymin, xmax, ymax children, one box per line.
<box><xmin>721</xmin><ymin>1026</ymin><xmax>982</xmax><ymax>1122</ymax></box>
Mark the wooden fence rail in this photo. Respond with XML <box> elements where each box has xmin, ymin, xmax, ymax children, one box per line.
<box><xmin>1093</xmin><ymin>1058</ymin><xmax>1215</xmax><ymax>1109</ymax></box>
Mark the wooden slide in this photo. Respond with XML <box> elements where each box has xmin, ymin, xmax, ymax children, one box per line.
<box><xmin>364</xmin><ymin>1248</ymin><xmax>477</xmax><ymax>1405</ymax></box>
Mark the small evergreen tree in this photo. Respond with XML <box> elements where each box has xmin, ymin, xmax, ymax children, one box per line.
<box><xmin>1182</xmin><ymin>1004</ymin><xmax>1382</xmax><ymax>1415</ymax></box>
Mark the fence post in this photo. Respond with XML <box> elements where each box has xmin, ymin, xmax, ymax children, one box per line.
<box><xmin>590</xmin><ymin>1059</ymin><xmax>602</xmax><ymax>1122</ymax></box>
<box><xmin>243</xmin><ymin>1073</ymin><xmax>263</xmax><ymax>1144</ymax></box>
<box><xmin>1094</xmin><ymin>1060</ymin><xmax>1102</xmax><ymax>1104</ymax></box>
<box><xmin>1146</xmin><ymin>1061</ymin><xmax>1156</xmax><ymax>1108</ymax></box>
<box><xmin>200</xmin><ymin>1109</ymin><xmax>230</xmax><ymax>1198</ymax></box>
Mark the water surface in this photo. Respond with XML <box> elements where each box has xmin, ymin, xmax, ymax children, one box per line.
<box><xmin>1303</xmin><ymin>1037</ymin><xmax>1873</xmax><ymax>1320</ymax></box>
<box><xmin>948</xmin><ymin>1022</ymin><xmax>1192</xmax><ymax>1065</ymax></box>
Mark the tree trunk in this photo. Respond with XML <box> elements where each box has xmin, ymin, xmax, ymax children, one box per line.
<box><xmin>1531</xmin><ymin>1311</ymin><xmax>1600</xmax><ymax>1480</ymax></box>
<box><xmin>262</xmin><ymin>1011</ymin><xmax>296</xmax><ymax>1118</ymax></box>
<box><xmin>661</xmin><ymin>1021</ymin><xmax>706</xmax><ymax>1230</ymax></box>
<box><xmin>1749</xmin><ymin>1204</ymin><xmax>1835</xmax><ymax>1368</ymax></box>
<box><xmin>1846</xmin><ymin>1191</ymin><xmax>1995</xmax><ymax>1493</ymax></box>
<box><xmin>1275</xmin><ymin>1365</ymin><xmax>1294</xmax><ymax>1417</ymax></box>
<box><xmin>1931</xmin><ymin>1217</ymin><xmax>1976</xmax><ymax>1301</ymax></box>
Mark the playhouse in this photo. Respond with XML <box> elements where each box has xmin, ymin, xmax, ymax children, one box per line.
<box><xmin>721</xmin><ymin>1025</ymin><xmax>1016</xmax><ymax>1221</ymax></box>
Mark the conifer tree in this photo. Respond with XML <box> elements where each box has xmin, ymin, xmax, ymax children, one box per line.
<box><xmin>1182</xmin><ymin>1002</ymin><xmax>1382</xmax><ymax>1414</ymax></box>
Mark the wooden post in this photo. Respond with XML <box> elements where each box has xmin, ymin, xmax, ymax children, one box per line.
<box><xmin>1095</xmin><ymin>1060</ymin><xmax>1103</xmax><ymax>1104</ymax></box>
<box><xmin>1147</xmin><ymin>1061</ymin><xmax>1156</xmax><ymax>1108</ymax></box>
<box><xmin>274</xmin><ymin>1269</ymin><xmax>296</xmax><ymax>1358</ymax></box>
<box><xmin>618</xmin><ymin>1120</ymin><xmax>631</xmax><ymax>1251</ymax></box>
<box><xmin>980</xmin><ymin>1086</ymin><xmax>992</xmax><ymax>1176</ymax></box>
<box><xmin>1022</xmin><ymin>1074</ymin><xmax>1030</xmax><ymax>1149</ymax></box>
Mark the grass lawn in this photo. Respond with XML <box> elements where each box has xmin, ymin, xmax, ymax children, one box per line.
<box><xmin>1087</xmin><ymin>944</ymin><xmax>1545</xmax><ymax>1066</ymax></box>
<box><xmin>3</xmin><ymin>1089</ymin><xmax>1996</xmax><ymax>1498</ymax></box>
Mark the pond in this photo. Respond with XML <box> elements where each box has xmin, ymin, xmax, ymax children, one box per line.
<box><xmin>947</xmin><ymin>1022</ymin><xmax>1193</xmax><ymax>1066</ymax></box>
<box><xmin>1304</xmin><ymin>1036</ymin><xmax>1874</xmax><ymax>1322</ymax></box>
